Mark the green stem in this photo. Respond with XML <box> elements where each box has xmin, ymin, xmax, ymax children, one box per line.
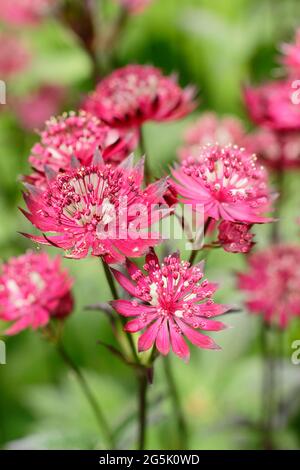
<box><xmin>272</xmin><ymin>167</ymin><xmax>284</xmax><ymax>245</ymax></box>
<box><xmin>163</xmin><ymin>355</ymin><xmax>188</xmax><ymax>449</ymax></box>
<box><xmin>101</xmin><ymin>260</ymin><xmax>140</xmax><ymax>363</ymax></box>
<box><xmin>102</xmin><ymin>259</ymin><xmax>119</xmax><ymax>299</ymax></box>
<box><xmin>139</xmin><ymin>126</ymin><xmax>151</xmax><ymax>185</ymax></box>
<box><xmin>137</xmin><ymin>371</ymin><xmax>148</xmax><ymax>450</ymax></box>
<box><xmin>57</xmin><ymin>341</ymin><xmax>115</xmax><ymax>449</ymax></box>
<box><xmin>106</xmin><ymin>7</ymin><xmax>129</xmax><ymax>71</ymax></box>
<box><xmin>188</xmin><ymin>217</ymin><xmax>212</xmax><ymax>264</ymax></box>
<box><xmin>261</xmin><ymin>322</ymin><xmax>276</xmax><ymax>450</ymax></box>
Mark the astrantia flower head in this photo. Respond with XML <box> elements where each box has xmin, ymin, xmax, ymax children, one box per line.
<box><xmin>281</xmin><ymin>29</ymin><xmax>300</xmax><ymax>76</ymax></box>
<box><xmin>238</xmin><ymin>245</ymin><xmax>300</xmax><ymax>328</ymax></box>
<box><xmin>27</xmin><ymin>111</ymin><xmax>138</xmax><ymax>187</ymax></box>
<box><xmin>0</xmin><ymin>34</ymin><xmax>30</xmax><ymax>78</ymax></box>
<box><xmin>84</xmin><ymin>65</ymin><xmax>196</xmax><ymax>128</ymax></box>
<box><xmin>244</xmin><ymin>128</ymin><xmax>300</xmax><ymax>170</ymax></box>
<box><xmin>244</xmin><ymin>80</ymin><xmax>300</xmax><ymax>131</ymax></box>
<box><xmin>116</xmin><ymin>0</ymin><xmax>152</xmax><ymax>14</ymax></box>
<box><xmin>218</xmin><ymin>220</ymin><xmax>254</xmax><ymax>254</ymax></box>
<box><xmin>0</xmin><ymin>0</ymin><xmax>55</xmax><ymax>26</ymax></box>
<box><xmin>179</xmin><ymin>112</ymin><xmax>247</xmax><ymax>161</ymax></box>
<box><xmin>0</xmin><ymin>251</ymin><xmax>73</xmax><ymax>335</ymax></box>
<box><xmin>111</xmin><ymin>250</ymin><xmax>230</xmax><ymax>361</ymax></box>
<box><xmin>172</xmin><ymin>144</ymin><xmax>273</xmax><ymax>224</ymax></box>
<box><xmin>22</xmin><ymin>155</ymin><xmax>169</xmax><ymax>263</ymax></box>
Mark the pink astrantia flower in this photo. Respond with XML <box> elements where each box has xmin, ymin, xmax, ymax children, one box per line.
<box><xmin>26</xmin><ymin>111</ymin><xmax>138</xmax><ymax>188</ymax></box>
<box><xmin>0</xmin><ymin>0</ymin><xmax>55</xmax><ymax>26</ymax></box>
<box><xmin>0</xmin><ymin>34</ymin><xmax>30</xmax><ymax>78</ymax></box>
<box><xmin>14</xmin><ymin>84</ymin><xmax>65</xmax><ymax>132</ymax></box>
<box><xmin>244</xmin><ymin>80</ymin><xmax>300</xmax><ymax>132</ymax></box>
<box><xmin>218</xmin><ymin>220</ymin><xmax>254</xmax><ymax>254</ymax></box>
<box><xmin>172</xmin><ymin>144</ymin><xmax>273</xmax><ymax>224</ymax></box>
<box><xmin>244</xmin><ymin>128</ymin><xmax>300</xmax><ymax>170</ymax></box>
<box><xmin>0</xmin><ymin>251</ymin><xmax>73</xmax><ymax>335</ymax></box>
<box><xmin>237</xmin><ymin>245</ymin><xmax>300</xmax><ymax>328</ymax></box>
<box><xmin>84</xmin><ymin>65</ymin><xmax>196</xmax><ymax>128</ymax></box>
<box><xmin>21</xmin><ymin>156</ymin><xmax>169</xmax><ymax>263</ymax></box>
<box><xmin>281</xmin><ymin>29</ymin><xmax>300</xmax><ymax>77</ymax></box>
<box><xmin>111</xmin><ymin>250</ymin><xmax>230</xmax><ymax>361</ymax></box>
<box><xmin>117</xmin><ymin>0</ymin><xmax>152</xmax><ymax>14</ymax></box>
<box><xmin>179</xmin><ymin>112</ymin><xmax>247</xmax><ymax>160</ymax></box>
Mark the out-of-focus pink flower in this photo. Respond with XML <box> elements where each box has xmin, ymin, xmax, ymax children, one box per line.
<box><xmin>84</xmin><ymin>65</ymin><xmax>196</xmax><ymax>128</ymax></box>
<box><xmin>26</xmin><ymin>110</ymin><xmax>138</xmax><ymax>188</ymax></box>
<box><xmin>0</xmin><ymin>0</ymin><xmax>55</xmax><ymax>26</ymax></box>
<box><xmin>0</xmin><ymin>34</ymin><xmax>30</xmax><ymax>78</ymax></box>
<box><xmin>0</xmin><ymin>251</ymin><xmax>73</xmax><ymax>335</ymax></box>
<box><xmin>244</xmin><ymin>128</ymin><xmax>300</xmax><ymax>170</ymax></box>
<box><xmin>244</xmin><ymin>80</ymin><xmax>300</xmax><ymax>132</ymax></box>
<box><xmin>281</xmin><ymin>29</ymin><xmax>300</xmax><ymax>77</ymax></box>
<box><xmin>172</xmin><ymin>144</ymin><xmax>273</xmax><ymax>224</ymax></box>
<box><xmin>218</xmin><ymin>220</ymin><xmax>254</xmax><ymax>253</ymax></box>
<box><xmin>21</xmin><ymin>156</ymin><xmax>169</xmax><ymax>263</ymax></box>
<box><xmin>237</xmin><ymin>245</ymin><xmax>300</xmax><ymax>328</ymax></box>
<box><xmin>111</xmin><ymin>250</ymin><xmax>230</xmax><ymax>361</ymax></box>
<box><xmin>179</xmin><ymin>112</ymin><xmax>247</xmax><ymax>160</ymax></box>
<box><xmin>14</xmin><ymin>85</ymin><xmax>65</xmax><ymax>132</ymax></box>
<box><xmin>116</xmin><ymin>0</ymin><xmax>152</xmax><ymax>14</ymax></box>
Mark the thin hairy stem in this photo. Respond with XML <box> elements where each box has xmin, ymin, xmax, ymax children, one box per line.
<box><xmin>137</xmin><ymin>371</ymin><xmax>148</xmax><ymax>450</ymax></box>
<box><xmin>57</xmin><ymin>341</ymin><xmax>115</xmax><ymax>448</ymax></box>
<box><xmin>261</xmin><ymin>322</ymin><xmax>276</xmax><ymax>449</ymax></box>
<box><xmin>101</xmin><ymin>260</ymin><xmax>140</xmax><ymax>364</ymax></box>
<box><xmin>188</xmin><ymin>217</ymin><xmax>212</xmax><ymax>264</ymax></box>
<box><xmin>139</xmin><ymin>127</ymin><xmax>151</xmax><ymax>185</ymax></box>
<box><xmin>163</xmin><ymin>355</ymin><xmax>188</xmax><ymax>449</ymax></box>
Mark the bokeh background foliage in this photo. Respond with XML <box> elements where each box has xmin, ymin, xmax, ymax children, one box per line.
<box><xmin>1</xmin><ymin>0</ymin><xmax>300</xmax><ymax>450</ymax></box>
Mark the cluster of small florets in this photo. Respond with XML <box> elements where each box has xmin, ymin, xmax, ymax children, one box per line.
<box><xmin>84</xmin><ymin>65</ymin><xmax>196</xmax><ymax>128</ymax></box>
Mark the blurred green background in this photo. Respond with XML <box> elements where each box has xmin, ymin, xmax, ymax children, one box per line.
<box><xmin>1</xmin><ymin>0</ymin><xmax>300</xmax><ymax>450</ymax></box>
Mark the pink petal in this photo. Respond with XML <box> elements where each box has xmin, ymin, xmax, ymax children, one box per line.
<box><xmin>155</xmin><ymin>319</ymin><xmax>170</xmax><ymax>355</ymax></box>
<box><xmin>185</xmin><ymin>316</ymin><xmax>227</xmax><ymax>331</ymax></box>
<box><xmin>126</xmin><ymin>259</ymin><xmax>142</xmax><ymax>278</ymax></box>
<box><xmin>110</xmin><ymin>269</ymin><xmax>137</xmax><ymax>296</ymax></box>
<box><xmin>111</xmin><ymin>300</ymin><xmax>155</xmax><ymax>317</ymax></box>
<box><xmin>125</xmin><ymin>313</ymin><xmax>158</xmax><ymax>333</ymax></box>
<box><xmin>169</xmin><ymin>319</ymin><xmax>190</xmax><ymax>362</ymax></box>
<box><xmin>32</xmin><ymin>308</ymin><xmax>50</xmax><ymax>329</ymax></box>
<box><xmin>175</xmin><ymin>318</ymin><xmax>221</xmax><ymax>350</ymax></box>
<box><xmin>138</xmin><ymin>317</ymin><xmax>163</xmax><ymax>352</ymax></box>
<box><xmin>197</xmin><ymin>303</ymin><xmax>230</xmax><ymax>317</ymax></box>
<box><xmin>5</xmin><ymin>316</ymin><xmax>33</xmax><ymax>335</ymax></box>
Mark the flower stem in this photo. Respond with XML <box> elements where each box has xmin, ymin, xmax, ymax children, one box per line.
<box><xmin>102</xmin><ymin>259</ymin><xmax>119</xmax><ymax>299</ymax></box>
<box><xmin>101</xmin><ymin>261</ymin><xmax>154</xmax><ymax>450</ymax></box>
<box><xmin>137</xmin><ymin>371</ymin><xmax>148</xmax><ymax>450</ymax></box>
<box><xmin>57</xmin><ymin>0</ymin><xmax>100</xmax><ymax>85</ymax></box>
<box><xmin>139</xmin><ymin>126</ymin><xmax>151</xmax><ymax>185</ymax></box>
<box><xmin>163</xmin><ymin>355</ymin><xmax>188</xmax><ymax>449</ymax></box>
<box><xmin>105</xmin><ymin>7</ymin><xmax>129</xmax><ymax>71</ymax></box>
<box><xmin>188</xmin><ymin>217</ymin><xmax>212</xmax><ymax>264</ymax></box>
<box><xmin>57</xmin><ymin>341</ymin><xmax>115</xmax><ymax>449</ymax></box>
<box><xmin>272</xmin><ymin>166</ymin><xmax>285</xmax><ymax>244</ymax></box>
<box><xmin>101</xmin><ymin>259</ymin><xmax>140</xmax><ymax>364</ymax></box>
<box><xmin>261</xmin><ymin>322</ymin><xmax>276</xmax><ymax>450</ymax></box>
